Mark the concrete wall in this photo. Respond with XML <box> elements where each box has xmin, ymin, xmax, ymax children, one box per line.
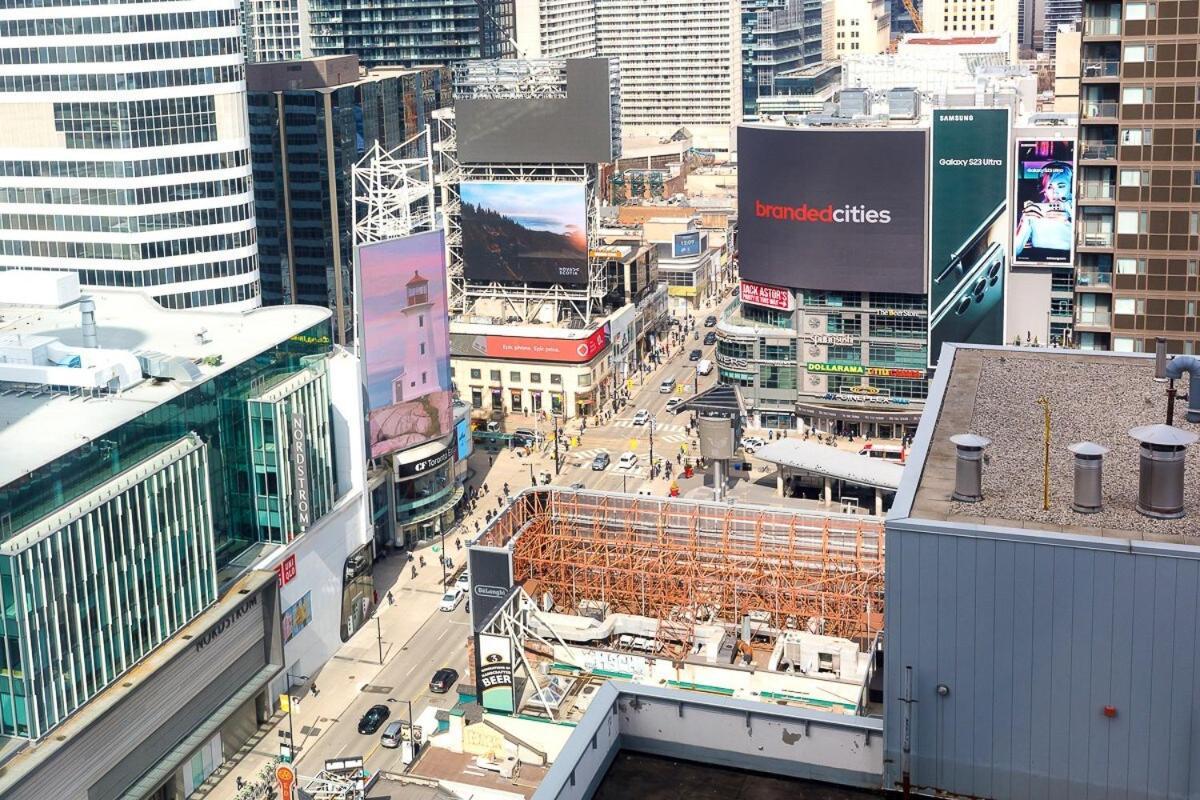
<box><xmin>535</xmin><ymin>683</ymin><xmax>883</xmax><ymax>800</ymax></box>
<box><xmin>884</xmin><ymin>519</ymin><xmax>1200</xmax><ymax>799</ymax></box>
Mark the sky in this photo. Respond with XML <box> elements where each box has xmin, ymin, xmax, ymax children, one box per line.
<box><xmin>460</xmin><ymin>181</ymin><xmax>586</xmax><ymax>236</ymax></box>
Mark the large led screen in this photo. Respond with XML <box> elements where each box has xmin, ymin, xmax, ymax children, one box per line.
<box><xmin>736</xmin><ymin>125</ymin><xmax>927</xmax><ymax>293</ymax></box>
<box><xmin>460</xmin><ymin>182</ymin><xmax>588</xmax><ymax>285</ymax></box>
<box><xmin>928</xmin><ymin>109</ymin><xmax>1010</xmax><ymax>367</ymax></box>
<box><xmin>1012</xmin><ymin>139</ymin><xmax>1075</xmax><ymax>265</ymax></box>
<box><xmin>359</xmin><ymin>230</ymin><xmax>454</xmax><ymax>459</ymax></box>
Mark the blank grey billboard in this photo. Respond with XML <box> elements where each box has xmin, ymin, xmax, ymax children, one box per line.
<box><xmin>737</xmin><ymin>125</ymin><xmax>927</xmax><ymax>293</ymax></box>
<box><xmin>456</xmin><ymin>59</ymin><xmax>616</xmax><ymax>165</ymax></box>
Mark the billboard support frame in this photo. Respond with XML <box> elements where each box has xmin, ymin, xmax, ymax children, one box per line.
<box><xmin>435</xmin><ymin>113</ymin><xmax>607</xmax><ymax>325</ymax></box>
<box><xmin>353</xmin><ymin>130</ymin><xmax>437</xmax><ymax>248</ymax></box>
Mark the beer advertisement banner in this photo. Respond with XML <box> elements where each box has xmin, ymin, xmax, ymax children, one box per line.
<box><xmin>478</xmin><ymin>633</ymin><xmax>516</xmax><ymax>713</ymax></box>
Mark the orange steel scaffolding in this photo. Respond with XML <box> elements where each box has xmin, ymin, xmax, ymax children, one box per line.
<box><xmin>482</xmin><ymin>490</ymin><xmax>885</xmax><ymax>652</ymax></box>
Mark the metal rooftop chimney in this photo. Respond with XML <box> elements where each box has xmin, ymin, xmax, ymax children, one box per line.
<box><xmin>950</xmin><ymin>434</ymin><xmax>991</xmax><ymax>503</ymax></box>
<box><xmin>79</xmin><ymin>296</ymin><xmax>97</xmax><ymax>348</ymax></box>
<box><xmin>1068</xmin><ymin>442</ymin><xmax>1108</xmax><ymax>514</ymax></box>
<box><xmin>1128</xmin><ymin>424</ymin><xmax>1199</xmax><ymax>520</ymax></box>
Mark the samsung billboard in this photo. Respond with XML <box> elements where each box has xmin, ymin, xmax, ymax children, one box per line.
<box><xmin>928</xmin><ymin>109</ymin><xmax>1010</xmax><ymax>368</ymax></box>
<box><xmin>737</xmin><ymin>125</ymin><xmax>927</xmax><ymax>293</ymax></box>
<box><xmin>1012</xmin><ymin>139</ymin><xmax>1076</xmax><ymax>266</ymax></box>
<box><xmin>460</xmin><ymin>181</ymin><xmax>588</xmax><ymax>285</ymax></box>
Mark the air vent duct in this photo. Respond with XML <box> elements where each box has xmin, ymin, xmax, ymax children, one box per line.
<box><xmin>949</xmin><ymin>434</ymin><xmax>991</xmax><ymax>503</ymax></box>
<box><xmin>1068</xmin><ymin>442</ymin><xmax>1108</xmax><ymax>514</ymax></box>
<box><xmin>1128</xmin><ymin>424</ymin><xmax>1198</xmax><ymax>520</ymax></box>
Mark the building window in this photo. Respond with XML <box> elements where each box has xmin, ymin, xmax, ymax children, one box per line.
<box><xmin>1113</xmin><ymin>337</ymin><xmax>1137</xmax><ymax>352</ymax></box>
<box><xmin>1114</xmin><ymin>297</ymin><xmax>1138</xmax><ymax>314</ymax></box>
<box><xmin>469</xmin><ymin>368</ymin><xmax>482</xmax><ymax>380</ymax></box>
<box><xmin>1116</xmin><ymin>257</ymin><xmax>1146</xmax><ymax>274</ymax></box>
<box><xmin>1121</xmin><ymin>128</ymin><xmax>1150</xmax><ymax>145</ymax></box>
<box><xmin>1119</xmin><ymin>168</ymin><xmax>1146</xmax><ymax>186</ymax></box>
<box><xmin>489</xmin><ymin>370</ymin><xmax>501</xmax><ymax>381</ymax></box>
<box><xmin>1191</xmin><ymin>212</ymin><xmax>1200</xmax><ymax>236</ymax></box>
<box><xmin>1122</xmin><ymin>87</ymin><xmax>1151</xmax><ymax>105</ymax></box>
<box><xmin>1123</xmin><ymin>44</ymin><xmax>1153</xmax><ymax>62</ymax></box>
<box><xmin>1124</xmin><ymin>1</ymin><xmax>1154</xmax><ymax>19</ymax></box>
<box><xmin>550</xmin><ymin>374</ymin><xmax>563</xmax><ymax>385</ymax></box>
<box><xmin>530</xmin><ymin>372</ymin><xmax>542</xmax><ymax>384</ymax></box>
<box><xmin>1116</xmin><ymin>210</ymin><xmax>1144</xmax><ymax>234</ymax></box>
<box><xmin>509</xmin><ymin>371</ymin><xmax>521</xmax><ymax>382</ymax></box>
<box><xmin>578</xmin><ymin>372</ymin><xmax>592</xmax><ymax>387</ymax></box>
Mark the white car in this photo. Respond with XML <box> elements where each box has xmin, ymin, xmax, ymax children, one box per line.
<box><xmin>455</xmin><ymin>571</ymin><xmax>470</xmax><ymax>591</ymax></box>
<box><xmin>439</xmin><ymin>588</ymin><xmax>464</xmax><ymax>612</ymax></box>
<box><xmin>618</xmin><ymin>451</ymin><xmax>639</xmax><ymax>470</ymax></box>
<box><xmin>665</xmin><ymin>397</ymin><xmax>683</xmax><ymax>413</ymax></box>
<box><xmin>741</xmin><ymin>436</ymin><xmax>766</xmax><ymax>453</ymax></box>
<box><xmin>633</xmin><ymin>409</ymin><xmax>651</xmax><ymax>426</ymax></box>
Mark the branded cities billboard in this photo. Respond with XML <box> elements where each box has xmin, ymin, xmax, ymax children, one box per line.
<box><xmin>456</xmin><ymin>58</ymin><xmax>616</xmax><ymax>165</ymax></box>
<box><xmin>359</xmin><ymin>230</ymin><xmax>454</xmax><ymax>459</ymax></box>
<box><xmin>928</xmin><ymin>109</ymin><xmax>1010</xmax><ymax>368</ymax></box>
<box><xmin>1013</xmin><ymin>139</ymin><xmax>1075</xmax><ymax>266</ymax></box>
<box><xmin>450</xmin><ymin>323</ymin><xmax>610</xmax><ymax>364</ymax></box>
<box><xmin>478</xmin><ymin>633</ymin><xmax>517</xmax><ymax>713</ymax></box>
<box><xmin>739</xmin><ymin>279</ymin><xmax>795</xmax><ymax>311</ymax></box>
<box><xmin>461</xmin><ymin>181</ymin><xmax>588</xmax><ymax>285</ymax></box>
<box><xmin>737</xmin><ymin>125</ymin><xmax>927</xmax><ymax>293</ymax></box>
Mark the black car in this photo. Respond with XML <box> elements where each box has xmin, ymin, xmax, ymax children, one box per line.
<box><xmin>357</xmin><ymin>704</ymin><xmax>391</xmax><ymax>734</ymax></box>
<box><xmin>689</xmin><ymin>349</ymin><xmax>702</xmax><ymax>362</ymax></box>
<box><xmin>704</xmin><ymin>315</ymin><xmax>717</xmax><ymax>327</ymax></box>
<box><xmin>703</xmin><ymin>331</ymin><xmax>717</xmax><ymax>346</ymax></box>
<box><xmin>430</xmin><ymin>667</ymin><xmax>459</xmax><ymax>694</ymax></box>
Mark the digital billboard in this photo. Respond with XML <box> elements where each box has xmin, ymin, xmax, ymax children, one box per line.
<box><xmin>672</xmin><ymin>231</ymin><xmax>702</xmax><ymax>258</ymax></box>
<box><xmin>456</xmin><ymin>58</ymin><xmax>616</xmax><ymax>165</ymax></box>
<box><xmin>460</xmin><ymin>181</ymin><xmax>588</xmax><ymax>285</ymax></box>
<box><xmin>928</xmin><ymin>109</ymin><xmax>1010</xmax><ymax>367</ymax></box>
<box><xmin>450</xmin><ymin>323</ymin><xmax>609</xmax><ymax>364</ymax></box>
<box><xmin>736</xmin><ymin>125</ymin><xmax>927</xmax><ymax>293</ymax></box>
<box><xmin>1013</xmin><ymin>139</ymin><xmax>1075</xmax><ymax>266</ymax></box>
<box><xmin>739</xmin><ymin>279</ymin><xmax>794</xmax><ymax>311</ymax></box>
<box><xmin>359</xmin><ymin>230</ymin><xmax>454</xmax><ymax>459</ymax></box>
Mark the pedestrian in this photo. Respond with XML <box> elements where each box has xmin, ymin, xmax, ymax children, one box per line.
<box><xmin>503</xmin><ymin>482</ymin><xmax>510</xmax><ymax>496</ymax></box>
<box><xmin>497</xmin><ymin>496</ymin><xmax>503</xmax><ymax>508</ymax></box>
<box><xmin>411</xmin><ymin>565</ymin><xmax>417</xmax><ymax>579</ymax></box>
<box><xmin>483</xmin><ymin>482</ymin><xmax>489</xmax><ymax>495</ymax></box>
<box><xmin>474</xmin><ymin>521</ymin><xmax>480</xmax><ymax>534</ymax></box>
<box><xmin>387</xmin><ymin>591</ymin><xmax>395</xmax><ymax>605</ymax></box>
<box><xmin>488</xmin><ymin>455</ymin><xmax>493</xmax><ymax>467</ymax></box>
<box><xmin>311</xmin><ymin>681</ymin><xmax>319</xmax><ymax>696</ymax></box>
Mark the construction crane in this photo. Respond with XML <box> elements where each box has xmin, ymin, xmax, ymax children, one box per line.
<box><xmin>903</xmin><ymin>0</ymin><xmax>924</xmax><ymax>32</ymax></box>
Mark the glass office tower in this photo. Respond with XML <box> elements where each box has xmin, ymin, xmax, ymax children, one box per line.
<box><xmin>0</xmin><ymin>0</ymin><xmax>261</xmax><ymax>309</ymax></box>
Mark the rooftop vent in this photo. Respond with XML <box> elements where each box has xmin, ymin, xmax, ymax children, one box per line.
<box><xmin>949</xmin><ymin>433</ymin><xmax>991</xmax><ymax>503</ymax></box>
<box><xmin>1067</xmin><ymin>442</ymin><xmax>1108</xmax><ymax>514</ymax></box>
<box><xmin>1128</xmin><ymin>424</ymin><xmax>1198</xmax><ymax>520</ymax></box>
<box><xmin>80</xmin><ymin>297</ymin><xmax>97</xmax><ymax>349</ymax></box>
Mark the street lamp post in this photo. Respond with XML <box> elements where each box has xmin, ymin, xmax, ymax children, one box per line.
<box><xmin>527</xmin><ymin>463</ymin><xmax>536</xmax><ymax>486</ymax></box>
<box><xmin>649</xmin><ymin>419</ymin><xmax>655</xmax><ymax>472</ymax></box>
<box><xmin>440</xmin><ymin>522</ymin><xmax>448</xmax><ymax>588</ymax></box>
<box><xmin>553</xmin><ymin>415</ymin><xmax>562</xmax><ymax>476</ymax></box>
<box><xmin>375</xmin><ymin>615</ymin><xmax>384</xmax><ymax>665</ymax></box>
<box><xmin>284</xmin><ymin>672</ymin><xmax>308</xmax><ymax>760</ymax></box>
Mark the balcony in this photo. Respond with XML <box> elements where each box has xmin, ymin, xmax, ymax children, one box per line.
<box><xmin>1082</xmin><ymin>59</ymin><xmax>1120</xmax><ymax>78</ymax></box>
<box><xmin>1079</xmin><ymin>142</ymin><xmax>1117</xmax><ymax>160</ymax></box>
<box><xmin>1075</xmin><ymin>309</ymin><xmax>1112</xmax><ymax>328</ymax></box>
<box><xmin>1079</xmin><ymin>231</ymin><xmax>1114</xmax><ymax>248</ymax></box>
<box><xmin>1083</xmin><ymin>17</ymin><xmax>1121</xmax><ymax>35</ymax></box>
<box><xmin>1076</xmin><ymin>269</ymin><xmax>1114</xmax><ymax>288</ymax></box>
<box><xmin>1080</xmin><ymin>181</ymin><xmax>1115</xmax><ymax>200</ymax></box>
<box><xmin>1082</xmin><ymin>101</ymin><xmax>1119</xmax><ymax>119</ymax></box>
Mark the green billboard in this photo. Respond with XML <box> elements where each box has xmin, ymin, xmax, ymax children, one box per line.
<box><xmin>928</xmin><ymin>109</ymin><xmax>1011</xmax><ymax>367</ymax></box>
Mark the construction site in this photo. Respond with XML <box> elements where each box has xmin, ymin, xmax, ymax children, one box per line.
<box><xmin>465</xmin><ymin>488</ymin><xmax>886</xmax><ymax>725</ymax></box>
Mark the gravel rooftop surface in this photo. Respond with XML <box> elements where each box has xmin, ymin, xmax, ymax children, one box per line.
<box><xmin>949</xmin><ymin>351</ymin><xmax>1200</xmax><ymax>537</ymax></box>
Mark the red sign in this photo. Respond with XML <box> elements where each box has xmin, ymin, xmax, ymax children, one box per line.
<box><xmin>865</xmin><ymin>366</ymin><xmax>925</xmax><ymax>379</ymax></box>
<box><xmin>740</xmin><ymin>280</ymin><xmax>794</xmax><ymax>311</ymax></box>
<box><xmin>481</xmin><ymin>324</ymin><xmax>610</xmax><ymax>363</ymax></box>
<box><xmin>276</xmin><ymin>555</ymin><xmax>297</xmax><ymax>587</ymax></box>
<box><xmin>276</xmin><ymin>764</ymin><xmax>296</xmax><ymax>798</ymax></box>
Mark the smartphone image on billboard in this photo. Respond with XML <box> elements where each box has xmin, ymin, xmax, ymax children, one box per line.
<box><xmin>932</xmin><ymin>201</ymin><xmax>1005</xmax><ymax>313</ymax></box>
<box><xmin>930</xmin><ymin>240</ymin><xmax>1006</xmax><ymax>366</ymax></box>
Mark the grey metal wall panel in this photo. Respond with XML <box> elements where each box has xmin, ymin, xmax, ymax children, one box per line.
<box><xmin>6</xmin><ymin>585</ymin><xmax>277</xmax><ymax>800</ymax></box>
<box><xmin>885</xmin><ymin>524</ymin><xmax>1200</xmax><ymax>800</ymax></box>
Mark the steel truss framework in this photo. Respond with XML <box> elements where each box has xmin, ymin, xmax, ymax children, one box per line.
<box><xmin>453</xmin><ymin>59</ymin><xmax>569</xmax><ymax>99</ymax></box>
<box><xmin>352</xmin><ymin>130</ymin><xmax>436</xmax><ymax>247</ymax></box>
<box><xmin>434</xmin><ymin>113</ymin><xmax>608</xmax><ymax>324</ymax></box>
<box><xmin>482</xmin><ymin>490</ymin><xmax>885</xmax><ymax>656</ymax></box>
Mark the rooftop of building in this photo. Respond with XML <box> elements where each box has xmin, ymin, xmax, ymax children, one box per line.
<box><xmin>0</xmin><ymin>285</ymin><xmax>329</xmax><ymax>488</ymax></box>
<box><xmin>246</xmin><ymin>54</ymin><xmax>443</xmax><ymax>92</ymax></box>
<box><xmin>594</xmin><ymin>751</ymin><xmax>884</xmax><ymax>800</ymax></box>
<box><xmin>898</xmin><ymin>345</ymin><xmax>1200</xmax><ymax>543</ymax></box>
<box><xmin>901</xmin><ymin>33</ymin><xmax>1006</xmax><ymax>47</ymax></box>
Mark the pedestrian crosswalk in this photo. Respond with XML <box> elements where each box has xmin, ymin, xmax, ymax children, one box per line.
<box><xmin>610</xmin><ymin>419</ymin><xmax>687</xmax><ymax>433</ymax></box>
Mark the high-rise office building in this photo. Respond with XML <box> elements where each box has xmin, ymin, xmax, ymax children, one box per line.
<box><xmin>832</xmin><ymin>0</ymin><xmax>892</xmax><ymax>57</ymax></box>
<box><xmin>1041</xmin><ymin>0</ymin><xmax>1082</xmax><ymax>53</ymax></box>
<box><xmin>0</xmin><ymin>0</ymin><xmax>261</xmax><ymax>311</ymax></box>
<box><xmin>921</xmin><ymin>0</ymin><xmax>1021</xmax><ymax>57</ymax></box>
<box><xmin>514</xmin><ymin>0</ymin><xmax>598</xmax><ymax>57</ymax></box>
<box><xmin>309</xmin><ymin>0</ymin><xmax>515</xmax><ymax>67</ymax></box>
<box><xmin>243</xmin><ymin>0</ymin><xmax>313</xmax><ymax>62</ymax></box>
<box><xmin>596</xmin><ymin>0</ymin><xmax>741</xmax><ymax>150</ymax></box>
<box><xmin>247</xmin><ymin>56</ymin><xmax>451</xmax><ymax>343</ymax></box>
<box><xmin>1074</xmin><ymin>0</ymin><xmax>1200</xmax><ymax>354</ymax></box>
<box><xmin>741</xmin><ymin>0</ymin><xmax>826</xmax><ymax>120</ymax></box>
